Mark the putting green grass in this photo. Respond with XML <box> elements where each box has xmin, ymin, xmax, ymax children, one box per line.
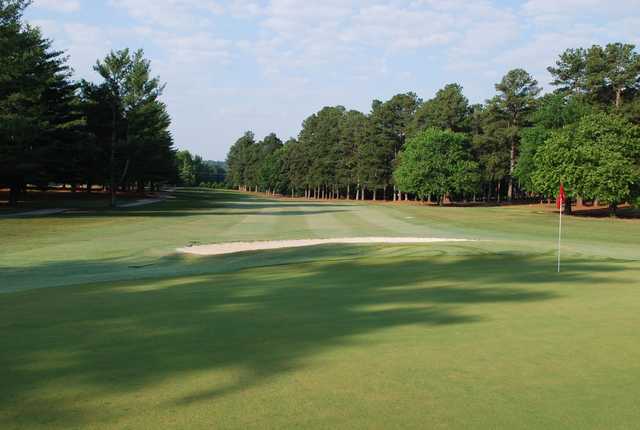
<box><xmin>1</xmin><ymin>189</ymin><xmax>639</xmax><ymax>429</ymax></box>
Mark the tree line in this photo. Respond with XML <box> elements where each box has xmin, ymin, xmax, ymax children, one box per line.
<box><xmin>176</xmin><ymin>150</ymin><xmax>226</xmax><ymax>187</ymax></box>
<box><xmin>226</xmin><ymin>43</ymin><xmax>640</xmax><ymax>215</ymax></box>
<box><xmin>0</xmin><ymin>0</ymin><xmax>213</xmax><ymax>206</ymax></box>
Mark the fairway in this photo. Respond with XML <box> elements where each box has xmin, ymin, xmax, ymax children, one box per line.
<box><xmin>2</xmin><ymin>189</ymin><xmax>640</xmax><ymax>429</ymax></box>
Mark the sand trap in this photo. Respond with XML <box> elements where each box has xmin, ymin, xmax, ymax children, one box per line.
<box><xmin>178</xmin><ymin>237</ymin><xmax>472</xmax><ymax>256</ymax></box>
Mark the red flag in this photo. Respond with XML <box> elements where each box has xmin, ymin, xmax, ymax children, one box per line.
<box><xmin>556</xmin><ymin>183</ymin><xmax>565</xmax><ymax>209</ymax></box>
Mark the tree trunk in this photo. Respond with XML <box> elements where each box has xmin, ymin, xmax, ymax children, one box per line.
<box><xmin>8</xmin><ymin>182</ymin><xmax>20</xmax><ymax>206</ymax></box>
<box><xmin>508</xmin><ymin>140</ymin><xmax>515</xmax><ymax>201</ymax></box>
<box><xmin>373</xmin><ymin>189</ymin><xmax>377</xmax><ymax>201</ymax></box>
<box><xmin>110</xmin><ymin>104</ymin><xmax>117</xmax><ymax>208</ymax></box>
<box><xmin>564</xmin><ymin>197</ymin><xmax>572</xmax><ymax>215</ymax></box>
<box><xmin>86</xmin><ymin>179</ymin><xmax>93</xmax><ymax>194</ymax></box>
<box><xmin>615</xmin><ymin>88</ymin><xmax>622</xmax><ymax>109</ymax></box>
<box><xmin>347</xmin><ymin>183</ymin><xmax>350</xmax><ymax>200</ymax></box>
<box><xmin>609</xmin><ymin>203</ymin><xmax>617</xmax><ymax>217</ymax></box>
<box><xmin>119</xmin><ymin>159</ymin><xmax>131</xmax><ymax>191</ymax></box>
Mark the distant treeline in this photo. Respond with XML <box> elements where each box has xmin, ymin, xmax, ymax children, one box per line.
<box><xmin>175</xmin><ymin>151</ymin><xmax>226</xmax><ymax>187</ymax></box>
<box><xmin>226</xmin><ymin>43</ymin><xmax>640</xmax><ymax>215</ymax></box>
<box><xmin>0</xmin><ymin>0</ymin><xmax>215</xmax><ymax>206</ymax></box>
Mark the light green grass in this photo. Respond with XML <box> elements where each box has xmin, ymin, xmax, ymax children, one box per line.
<box><xmin>1</xmin><ymin>189</ymin><xmax>639</xmax><ymax>429</ymax></box>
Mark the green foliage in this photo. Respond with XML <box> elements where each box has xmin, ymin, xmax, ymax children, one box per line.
<box><xmin>255</xmin><ymin>133</ymin><xmax>285</xmax><ymax>193</ymax></box>
<box><xmin>394</xmin><ymin>128</ymin><xmax>479</xmax><ymax>202</ymax></box>
<box><xmin>471</xmin><ymin>101</ymin><xmax>511</xmax><ymax>187</ymax></box>
<box><xmin>300</xmin><ymin>106</ymin><xmax>345</xmax><ymax>188</ymax></box>
<box><xmin>225</xmin><ymin>131</ymin><xmax>256</xmax><ymax>189</ymax></box>
<box><xmin>494</xmin><ymin>69</ymin><xmax>541</xmax><ymax>120</ymax></box>
<box><xmin>337</xmin><ymin>110</ymin><xmax>368</xmax><ymax>188</ymax></box>
<box><xmin>92</xmin><ymin>48</ymin><xmax>175</xmax><ymax>196</ymax></box>
<box><xmin>532</xmin><ymin>113</ymin><xmax>640</xmax><ymax>207</ymax></box>
<box><xmin>0</xmin><ymin>1</ymin><xmax>180</xmax><ymax>204</ymax></box>
<box><xmin>465</xmin><ymin>69</ymin><xmax>542</xmax><ymax>201</ymax></box>
<box><xmin>176</xmin><ymin>150</ymin><xmax>225</xmax><ymax>187</ymax></box>
<box><xmin>515</xmin><ymin>94</ymin><xmax>593</xmax><ymax>191</ymax></box>
<box><xmin>409</xmin><ymin>83</ymin><xmax>470</xmax><ymax>135</ymax></box>
<box><xmin>225</xmin><ymin>131</ymin><xmax>286</xmax><ymax>193</ymax></box>
<box><xmin>176</xmin><ymin>150</ymin><xmax>196</xmax><ymax>186</ymax></box>
<box><xmin>4</xmin><ymin>0</ymin><xmax>640</xmax><ymax>209</ymax></box>
<box><xmin>549</xmin><ymin>43</ymin><xmax>640</xmax><ymax>109</ymax></box>
<box><xmin>367</xmin><ymin>93</ymin><xmax>421</xmax><ymax>189</ymax></box>
<box><xmin>0</xmin><ymin>0</ymin><xmax>78</xmax><ymax>202</ymax></box>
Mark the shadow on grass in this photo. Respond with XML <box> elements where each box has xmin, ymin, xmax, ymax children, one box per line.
<box><xmin>4</xmin><ymin>189</ymin><xmax>354</xmax><ymax>219</ymax></box>
<box><xmin>54</xmin><ymin>208</ymin><xmax>350</xmax><ymax>218</ymax></box>
<box><xmin>0</xmin><ymin>251</ymin><xmax>628</xmax><ymax>427</ymax></box>
<box><xmin>571</xmin><ymin>206</ymin><xmax>640</xmax><ymax>219</ymax></box>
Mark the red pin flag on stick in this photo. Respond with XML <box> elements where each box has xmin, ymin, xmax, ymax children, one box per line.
<box><xmin>556</xmin><ymin>183</ymin><xmax>566</xmax><ymax>210</ymax></box>
<box><xmin>556</xmin><ymin>183</ymin><xmax>566</xmax><ymax>272</ymax></box>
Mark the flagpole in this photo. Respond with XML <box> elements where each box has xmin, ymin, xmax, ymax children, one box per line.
<box><xmin>557</xmin><ymin>201</ymin><xmax>562</xmax><ymax>273</ymax></box>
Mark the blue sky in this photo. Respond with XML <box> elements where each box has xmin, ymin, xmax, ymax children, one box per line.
<box><xmin>26</xmin><ymin>0</ymin><xmax>640</xmax><ymax>160</ymax></box>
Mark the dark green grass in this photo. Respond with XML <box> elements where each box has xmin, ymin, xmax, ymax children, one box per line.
<box><xmin>0</xmin><ymin>190</ymin><xmax>146</xmax><ymax>214</ymax></box>
<box><xmin>1</xmin><ymin>189</ymin><xmax>639</xmax><ymax>429</ymax></box>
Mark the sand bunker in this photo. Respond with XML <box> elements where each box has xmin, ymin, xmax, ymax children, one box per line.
<box><xmin>178</xmin><ymin>237</ymin><xmax>472</xmax><ymax>256</ymax></box>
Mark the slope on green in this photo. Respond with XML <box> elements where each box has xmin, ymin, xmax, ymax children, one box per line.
<box><xmin>1</xmin><ymin>189</ymin><xmax>639</xmax><ymax>429</ymax></box>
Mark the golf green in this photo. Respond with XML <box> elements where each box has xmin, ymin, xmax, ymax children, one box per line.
<box><xmin>1</xmin><ymin>189</ymin><xmax>639</xmax><ymax>429</ymax></box>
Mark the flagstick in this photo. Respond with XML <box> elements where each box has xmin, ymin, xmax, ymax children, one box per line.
<box><xmin>557</xmin><ymin>203</ymin><xmax>563</xmax><ymax>273</ymax></box>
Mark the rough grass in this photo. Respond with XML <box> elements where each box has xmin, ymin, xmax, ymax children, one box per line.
<box><xmin>1</xmin><ymin>188</ymin><xmax>639</xmax><ymax>429</ymax></box>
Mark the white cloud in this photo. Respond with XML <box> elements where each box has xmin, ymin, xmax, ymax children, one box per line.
<box><xmin>156</xmin><ymin>31</ymin><xmax>232</xmax><ymax>64</ymax></box>
<box><xmin>27</xmin><ymin>0</ymin><xmax>640</xmax><ymax>159</ymax></box>
<box><xmin>33</xmin><ymin>0</ymin><xmax>81</xmax><ymax>13</ymax></box>
<box><xmin>228</xmin><ymin>0</ymin><xmax>263</xmax><ymax>18</ymax></box>
<box><xmin>30</xmin><ymin>20</ymin><xmax>113</xmax><ymax>78</ymax></box>
<box><xmin>522</xmin><ymin>0</ymin><xmax>640</xmax><ymax>25</ymax></box>
<box><xmin>244</xmin><ymin>0</ymin><xmax>526</xmax><ymax>78</ymax></box>
<box><xmin>109</xmin><ymin>0</ymin><xmax>224</xmax><ymax>28</ymax></box>
<box><xmin>522</xmin><ymin>0</ymin><xmax>640</xmax><ymax>16</ymax></box>
<box><xmin>345</xmin><ymin>4</ymin><xmax>456</xmax><ymax>49</ymax></box>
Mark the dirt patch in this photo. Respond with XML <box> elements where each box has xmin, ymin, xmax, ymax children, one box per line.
<box><xmin>178</xmin><ymin>237</ymin><xmax>472</xmax><ymax>256</ymax></box>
